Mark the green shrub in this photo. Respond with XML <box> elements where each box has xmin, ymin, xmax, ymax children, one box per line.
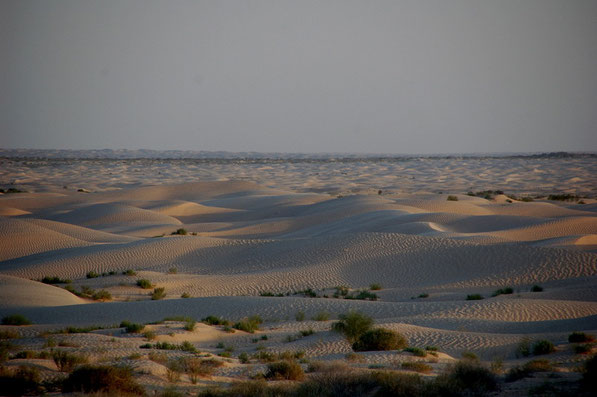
<box><xmin>265</xmin><ymin>361</ymin><xmax>305</xmax><ymax>381</ymax></box>
<box><xmin>531</xmin><ymin>285</ymin><xmax>543</xmax><ymax>292</ymax></box>
<box><xmin>123</xmin><ymin>269</ymin><xmax>137</xmax><ymax>276</ymax></box>
<box><xmin>1</xmin><ymin>315</ymin><xmax>31</xmax><ymax>326</ymax></box>
<box><xmin>181</xmin><ymin>292</ymin><xmax>191</xmax><ymax>298</ymax></box>
<box><xmin>86</xmin><ymin>271</ymin><xmax>100</xmax><ymax>279</ymax></box>
<box><xmin>92</xmin><ymin>289</ymin><xmax>112</xmax><ymax>301</ymax></box>
<box><xmin>311</xmin><ymin>311</ymin><xmax>330</xmax><ymax>321</ymax></box>
<box><xmin>417</xmin><ymin>293</ymin><xmax>429</xmax><ymax>298</ymax></box>
<box><xmin>505</xmin><ymin>359</ymin><xmax>553</xmax><ymax>382</ymax></box>
<box><xmin>136</xmin><ymin>279</ymin><xmax>153</xmax><ymax>289</ymax></box>
<box><xmin>238</xmin><ymin>352</ymin><xmax>250</xmax><ymax>364</ymax></box>
<box><xmin>41</xmin><ymin>276</ymin><xmax>71</xmax><ymax>284</ymax></box>
<box><xmin>52</xmin><ymin>350</ymin><xmax>88</xmax><ymax>372</ymax></box>
<box><xmin>574</xmin><ymin>344</ymin><xmax>593</xmax><ymax>354</ymax></box>
<box><xmin>461</xmin><ymin>351</ymin><xmax>478</xmax><ymax>361</ymax></box>
<box><xmin>404</xmin><ymin>347</ymin><xmax>426</xmax><ymax>357</ymax></box>
<box><xmin>466</xmin><ymin>294</ymin><xmax>484</xmax><ymax>300</ymax></box>
<box><xmin>425</xmin><ymin>345</ymin><xmax>439</xmax><ymax>352</ymax></box>
<box><xmin>532</xmin><ymin>340</ymin><xmax>555</xmax><ymax>355</ymax></box>
<box><xmin>300</xmin><ymin>329</ymin><xmax>315</xmax><ymax>337</ymax></box>
<box><xmin>491</xmin><ymin>287</ymin><xmax>513</xmax><ymax>297</ymax></box>
<box><xmin>168</xmin><ymin>267</ymin><xmax>177</xmax><ymax>274</ymax></box>
<box><xmin>369</xmin><ymin>283</ymin><xmax>382</xmax><ymax>290</ymax></box>
<box><xmin>183</xmin><ymin>318</ymin><xmax>196</xmax><ymax>331</ymax></box>
<box><xmin>351</xmin><ymin>290</ymin><xmax>378</xmax><ymax>301</ymax></box>
<box><xmin>569</xmin><ymin>331</ymin><xmax>595</xmax><ymax>343</ymax></box>
<box><xmin>352</xmin><ymin>328</ymin><xmax>407</xmax><ymax>352</ymax></box>
<box><xmin>432</xmin><ymin>361</ymin><xmax>498</xmax><ymax>395</ymax></box>
<box><xmin>401</xmin><ymin>361</ymin><xmax>433</xmax><ymax>373</ymax></box>
<box><xmin>202</xmin><ymin>315</ymin><xmax>229</xmax><ymax>326</ymax></box>
<box><xmin>516</xmin><ymin>337</ymin><xmax>531</xmax><ymax>357</ymax></box>
<box><xmin>181</xmin><ymin>341</ymin><xmax>197</xmax><ymax>353</ymax></box>
<box><xmin>151</xmin><ymin>287</ymin><xmax>166</xmax><ymax>300</ymax></box>
<box><xmin>331</xmin><ymin>311</ymin><xmax>374</xmax><ymax>343</ymax></box>
<box><xmin>447</xmin><ymin>195</ymin><xmax>458</xmax><ymax>201</ymax></box>
<box><xmin>233</xmin><ymin>315</ymin><xmax>262</xmax><ymax>333</ymax></box>
<box><xmin>63</xmin><ymin>365</ymin><xmax>144</xmax><ymax>395</ymax></box>
<box><xmin>172</xmin><ymin>228</ymin><xmax>188</xmax><ymax>235</ymax></box>
<box><xmin>120</xmin><ymin>321</ymin><xmax>145</xmax><ymax>333</ymax></box>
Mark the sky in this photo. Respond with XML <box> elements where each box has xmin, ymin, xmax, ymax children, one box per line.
<box><xmin>1</xmin><ymin>0</ymin><xmax>596</xmax><ymax>154</ymax></box>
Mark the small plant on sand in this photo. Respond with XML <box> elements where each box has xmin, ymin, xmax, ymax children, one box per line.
<box><xmin>86</xmin><ymin>271</ymin><xmax>100</xmax><ymax>279</ymax></box>
<box><xmin>91</xmin><ymin>289</ymin><xmax>112</xmax><ymax>301</ymax></box>
<box><xmin>120</xmin><ymin>320</ymin><xmax>145</xmax><ymax>333</ymax></box>
<box><xmin>505</xmin><ymin>359</ymin><xmax>553</xmax><ymax>382</ymax></box>
<box><xmin>41</xmin><ymin>276</ymin><xmax>71</xmax><ymax>284</ymax></box>
<box><xmin>168</xmin><ymin>267</ymin><xmax>177</xmax><ymax>274</ymax></box>
<box><xmin>52</xmin><ymin>350</ymin><xmax>88</xmax><ymax>372</ymax></box>
<box><xmin>531</xmin><ymin>285</ymin><xmax>543</xmax><ymax>292</ymax></box>
<box><xmin>143</xmin><ymin>330</ymin><xmax>157</xmax><ymax>340</ymax></box>
<box><xmin>136</xmin><ymin>279</ymin><xmax>153</xmax><ymax>289</ymax></box>
<box><xmin>295</xmin><ymin>311</ymin><xmax>305</xmax><ymax>321</ymax></box>
<box><xmin>447</xmin><ymin>195</ymin><xmax>459</xmax><ymax>201</ymax></box>
<box><xmin>401</xmin><ymin>361</ymin><xmax>433</xmax><ymax>373</ymax></box>
<box><xmin>63</xmin><ymin>365</ymin><xmax>144</xmax><ymax>394</ymax></box>
<box><xmin>238</xmin><ymin>352</ymin><xmax>250</xmax><ymax>364</ymax></box>
<box><xmin>233</xmin><ymin>315</ymin><xmax>262</xmax><ymax>333</ymax></box>
<box><xmin>532</xmin><ymin>340</ymin><xmax>555</xmax><ymax>355</ymax></box>
<box><xmin>569</xmin><ymin>331</ymin><xmax>594</xmax><ymax>343</ymax></box>
<box><xmin>166</xmin><ymin>358</ymin><xmax>183</xmax><ymax>383</ymax></box>
<box><xmin>151</xmin><ymin>287</ymin><xmax>166</xmax><ymax>300</ymax></box>
<box><xmin>404</xmin><ymin>347</ymin><xmax>427</xmax><ymax>357</ymax></box>
<box><xmin>491</xmin><ymin>287</ymin><xmax>513</xmax><ymax>297</ymax></box>
<box><xmin>369</xmin><ymin>283</ymin><xmax>382</xmax><ymax>291</ymax></box>
<box><xmin>171</xmin><ymin>228</ymin><xmax>188</xmax><ymax>235</ymax></box>
<box><xmin>516</xmin><ymin>337</ymin><xmax>532</xmax><ymax>357</ymax></box>
<box><xmin>202</xmin><ymin>315</ymin><xmax>230</xmax><ymax>326</ymax></box>
<box><xmin>265</xmin><ymin>361</ymin><xmax>305</xmax><ymax>381</ymax></box>
<box><xmin>181</xmin><ymin>292</ymin><xmax>191</xmax><ymax>298</ymax></box>
<box><xmin>332</xmin><ymin>311</ymin><xmax>374</xmax><ymax>343</ymax></box>
<box><xmin>466</xmin><ymin>294</ymin><xmax>484</xmax><ymax>300</ymax></box>
<box><xmin>183</xmin><ymin>318</ymin><xmax>196</xmax><ymax>331</ymax></box>
<box><xmin>122</xmin><ymin>269</ymin><xmax>137</xmax><ymax>276</ymax></box>
<box><xmin>353</xmin><ymin>328</ymin><xmax>407</xmax><ymax>351</ymax></box>
<box><xmin>1</xmin><ymin>314</ymin><xmax>32</xmax><ymax>326</ymax></box>
<box><xmin>434</xmin><ymin>361</ymin><xmax>499</xmax><ymax>395</ymax></box>
<box><xmin>312</xmin><ymin>311</ymin><xmax>330</xmax><ymax>321</ymax></box>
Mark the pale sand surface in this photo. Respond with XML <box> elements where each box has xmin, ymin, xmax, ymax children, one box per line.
<box><xmin>0</xmin><ymin>154</ymin><xmax>596</xmax><ymax>394</ymax></box>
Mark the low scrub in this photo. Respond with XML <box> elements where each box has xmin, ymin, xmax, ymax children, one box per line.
<box><xmin>404</xmin><ymin>347</ymin><xmax>426</xmax><ymax>357</ymax></box>
<box><xmin>331</xmin><ymin>311</ymin><xmax>373</xmax><ymax>343</ymax></box>
<box><xmin>136</xmin><ymin>279</ymin><xmax>153</xmax><ymax>289</ymax></box>
<box><xmin>233</xmin><ymin>315</ymin><xmax>262</xmax><ymax>333</ymax></box>
<box><xmin>352</xmin><ymin>328</ymin><xmax>407</xmax><ymax>352</ymax></box>
<box><xmin>491</xmin><ymin>287</ymin><xmax>513</xmax><ymax>297</ymax></box>
<box><xmin>401</xmin><ymin>361</ymin><xmax>433</xmax><ymax>373</ymax></box>
<box><xmin>120</xmin><ymin>321</ymin><xmax>145</xmax><ymax>333</ymax></box>
<box><xmin>530</xmin><ymin>284</ymin><xmax>543</xmax><ymax>292</ymax></box>
<box><xmin>183</xmin><ymin>357</ymin><xmax>223</xmax><ymax>383</ymax></box>
<box><xmin>172</xmin><ymin>228</ymin><xmax>188</xmax><ymax>235</ymax></box>
<box><xmin>202</xmin><ymin>315</ymin><xmax>230</xmax><ymax>326</ymax></box>
<box><xmin>431</xmin><ymin>361</ymin><xmax>499</xmax><ymax>395</ymax></box>
<box><xmin>52</xmin><ymin>350</ymin><xmax>88</xmax><ymax>372</ymax></box>
<box><xmin>532</xmin><ymin>339</ymin><xmax>555</xmax><ymax>355</ymax></box>
<box><xmin>265</xmin><ymin>361</ymin><xmax>305</xmax><ymax>381</ymax></box>
<box><xmin>447</xmin><ymin>195</ymin><xmax>458</xmax><ymax>201</ymax></box>
<box><xmin>466</xmin><ymin>294</ymin><xmax>484</xmax><ymax>300</ymax></box>
<box><xmin>505</xmin><ymin>359</ymin><xmax>553</xmax><ymax>382</ymax></box>
<box><xmin>569</xmin><ymin>331</ymin><xmax>595</xmax><ymax>343</ymax></box>
<box><xmin>63</xmin><ymin>365</ymin><xmax>145</xmax><ymax>395</ymax></box>
<box><xmin>41</xmin><ymin>276</ymin><xmax>71</xmax><ymax>284</ymax></box>
<box><xmin>1</xmin><ymin>315</ymin><xmax>32</xmax><ymax>326</ymax></box>
<box><xmin>151</xmin><ymin>287</ymin><xmax>166</xmax><ymax>300</ymax></box>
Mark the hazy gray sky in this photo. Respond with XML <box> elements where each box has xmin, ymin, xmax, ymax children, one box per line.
<box><xmin>1</xmin><ymin>0</ymin><xmax>596</xmax><ymax>153</ymax></box>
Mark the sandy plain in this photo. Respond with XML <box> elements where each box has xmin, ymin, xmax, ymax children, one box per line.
<box><xmin>0</xmin><ymin>152</ymin><xmax>596</xmax><ymax>395</ymax></box>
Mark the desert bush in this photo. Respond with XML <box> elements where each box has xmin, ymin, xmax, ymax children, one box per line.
<box><xmin>350</xmin><ymin>290</ymin><xmax>378</xmax><ymax>301</ymax></box>
<box><xmin>167</xmin><ymin>267</ymin><xmax>177</xmax><ymax>274</ymax></box>
<box><xmin>86</xmin><ymin>271</ymin><xmax>100</xmax><ymax>279</ymax></box>
<box><xmin>369</xmin><ymin>283</ymin><xmax>382</xmax><ymax>290</ymax></box>
<box><xmin>148</xmin><ymin>351</ymin><xmax>167</xmax><ymax>364</ymax></box>
<box><xmin>466</xmin><ymin>294</ymin><xmax>484</xmax><ymax>300</ymax></box>
<box><xmin>151</xmin><ymin>287</ymin><xmax>166</xmax><ymax>300</ymax></box>
<box><xmin>233</xmin><ymin>315</ymin><xmax>262</xmax><ymax>333</ymax></box>
<box><xmin>425</xmin><ymin>345</ymin><xmax>439</xmax><ymax>352</ymax></box>
<box><xmin>491</xmin><ymin>287</ymin><xmax>513</xmax><ymax>297</ymax></box>
<box><xmin>404</xmin><ymin>347</ymin><xmax>426</xmax><ymax>357</ymax></box>
<box><xmin>312</xmin><ymin>311</ymin><xmax>330</xmax><ymax>321</ymax></box>
<box><xmin>63</xmin><ymin>365</ymin><xmax>144</xmax><ymax>395</ymax></box>
<box><xmin>172</xmin><ymin>228</ymin><xmax>188</xmax><ymax>235</ymax></box>
<box><xmin>52</xmin><ymin>350</ymin><xmax>88</xmax><ymax>372</ymax></box>
<box><xmin>166</xmin><ymin>358</ymin><xmax>183</xmax><ymax>383</ymax></box>
<box><xmin>331</xmin><ymin>311</ymin><xmax>373</xmax><ymax>343</ymax></box>
<box><xmin>431</xmin><ymin>361</ymin><xmax>498</xmax><ymax>395</ymax></box>
<box><xmin>447</xmin><ymin>195</ymin><xmax>458</xmax><ymax>201</ymax></box>
<box><xmin>532</xmin><ymin>340</ymin><xmax>555</xmax><ymax>355</ymax></box>
<box><xmin>574</xmin><ymin>344</ymin><xmax>593</xmax><ymax>355</ymax></box>
<box><xmin>120</xmin><ymin>321</ymin><xmax>145</xmax><ymax>333</ymax></box>
<box><xmin>516</xmin><ymin>337</ymin><xmax>532</xmax><ymax>357</ymax></box>
<box><xmin>1</xmin><ymin>314</ymin><xmax>32</xmax><ymax>326</ymax></box>
<box><xmin>265</xmin><ymin>361</ymin><xmax>305</xmax><ymax>381</ymax></box>
<box><xmin>530</xmin><ymin>284</ymin><xmax>544</xmax><ymax>292</ymax></box>
<box><xmin>41</xmin><ymin>276</ymin><xmax>71</xmax><ymax>284</ymax></box>
<box><xmin>202</xmin><ymin>315</ymin><xmax>230</xmax><ymax>326</ymax></box>
<box><xmin>333</xmin><ymin>285</ymin><xmax>350</xmax><ymax>298</ymax></box>
<box><xmin>401</xmin><ymin>361</ymin><xmax>433</xmax><ymax>373</ymax></box>
<box><xmin>0</xmin><ymin>330</ymin><xmax>19</xmax><ymax>339</ymax></box>
<box><xmin>143</xmin><ymin>330</ymin><xmax>157</xmax><ymax>340</ymax></box>
<box><xmin>0</xmin><ymin>366</ymin><xmax>44</xmax><ymax>396</ymax></box>
<box><xmin>181</xmin><ymin>292</ymin><xmax>190</xmax><ymax>298</ymax></box>
<box><xmin>238</xmin><ymin>352</ymin><xmax>250</xmax><ymax>364</ymax></box>
<box><xmin>253</xmin><ymin>350</ymin><xmax>276</xmax><ymax>363</ymax></box>
<box><xmin>353</xmin><ymin>328</ymin><xmax>407</xmax><ymax>352</ymax></box>
<box><xmin>569</xmin><ymin>331</ymin><xmax>595</xmax><ymax>343</ymax></box>
<box><xmin>505</xmin><ymin>359</ymin><xmax>553</xmax><ymax>382</ymax></box>
<box><xmin>417</xmin><ymin>293</ymin><xmax>429</xmax><ymax>298</ymax></box>
<box><xmin>300</xmin><ymin>329</ymin><xmax>315</xmax><ymax>337</ymax></box>
<box><xmin>123</xmin><ymin>269</ymin><xmax>137</xmax><ymax>276</ymax></box>
<box><xmin>136</xmin><ymin>279</ymin><xmax>153</xmax><ymax>289</ymax></box>
<box><xmin>461</xmin><ymin>351</ymin><xmax>478</xmax><ymax>361</ymax></box>
<box><xmin>92</xmin><ymin>289</ymin><xmax>112</xmax><ymax>301</ymax></box>
<box><xmin>183</xmin><ymin>318</ymin><xmax>196</xmax><ymax>331</ymax></box>
<box><xmin>180</xmin><ymin>341</ymin><xmax>197</xmax><ymax>353</ymax></box>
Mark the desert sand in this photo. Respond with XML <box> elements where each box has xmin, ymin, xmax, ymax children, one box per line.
<box><xmin>0</xmin><ymin>153</ymin><xmax>596</xmax><ymax>395</ymax></box>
